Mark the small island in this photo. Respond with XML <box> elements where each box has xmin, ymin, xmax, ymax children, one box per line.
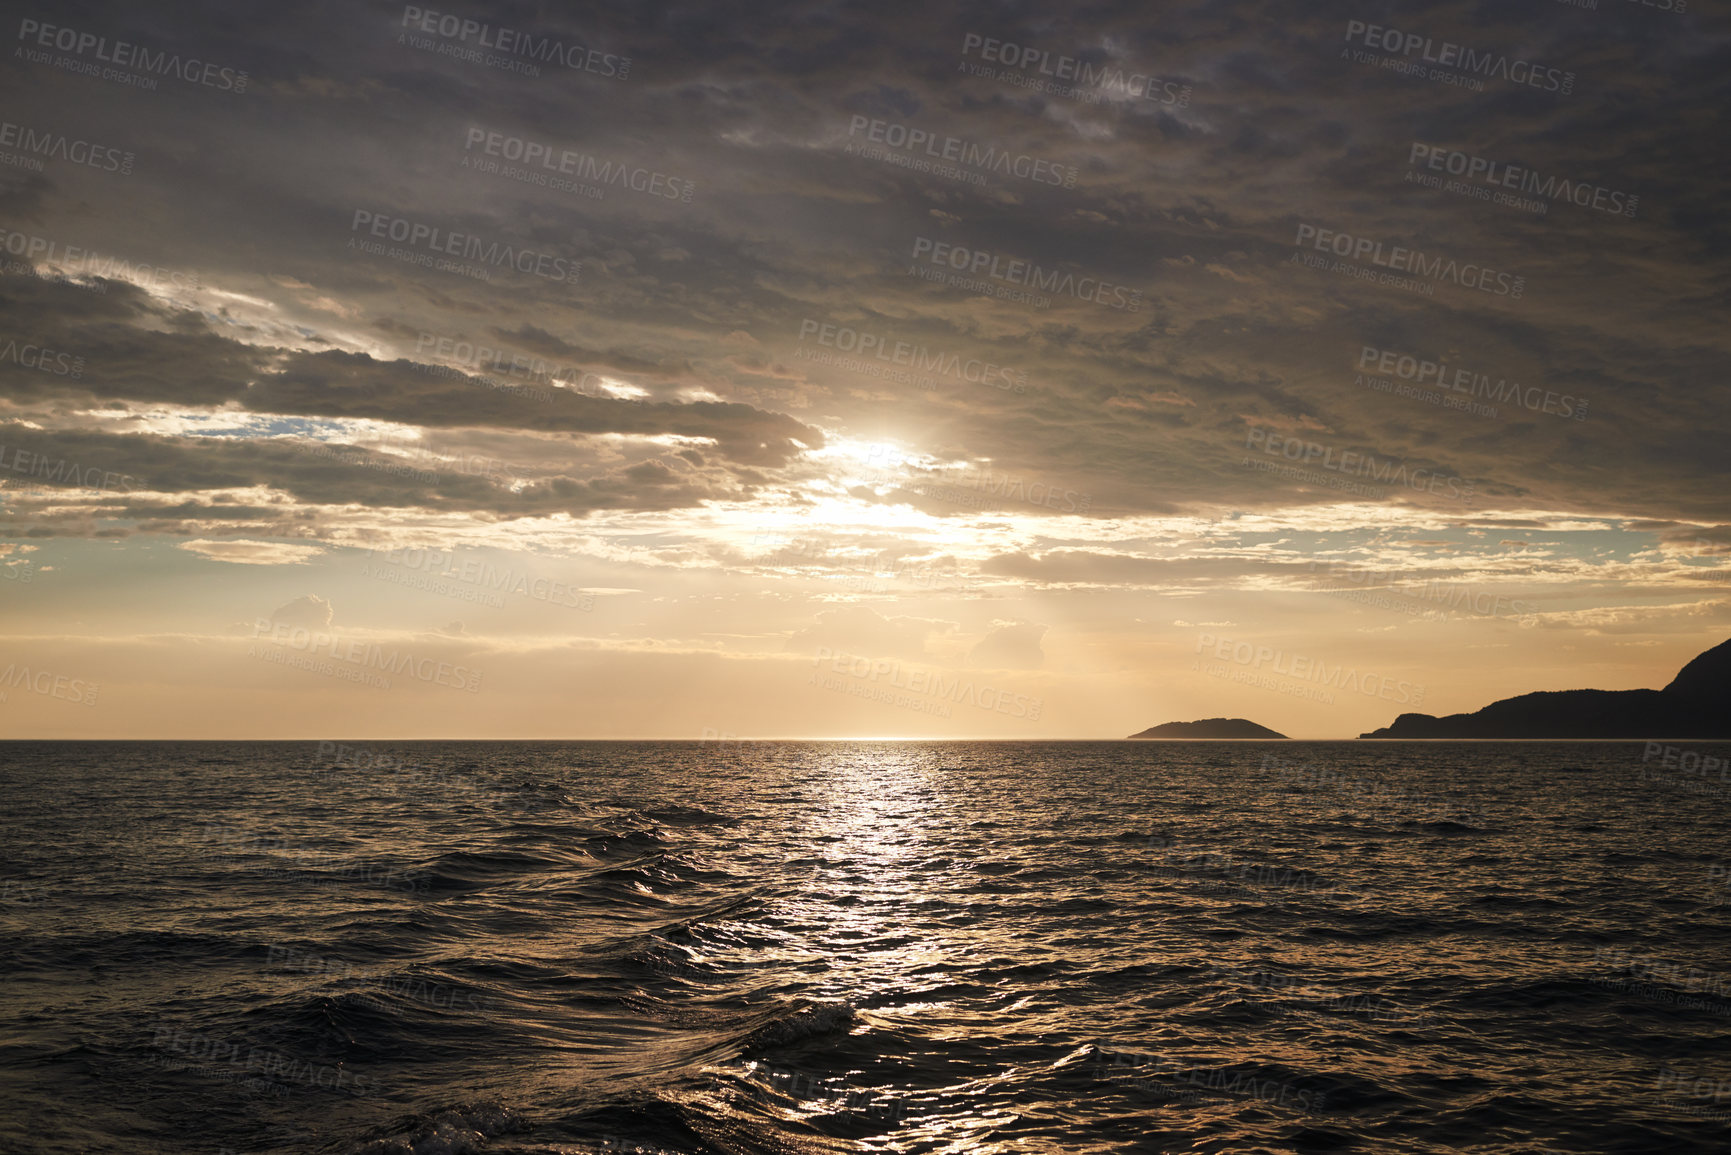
<box><xmin>1127</xmin><ymin>718</ymin><xmax>1289</xmax><ymax>739</ymax></box>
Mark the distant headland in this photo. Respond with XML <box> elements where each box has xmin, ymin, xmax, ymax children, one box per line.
<box><xmin>1359</xmin><ymin>636</ymin><xmax>1731</xmax><ymax>739</ymax></box>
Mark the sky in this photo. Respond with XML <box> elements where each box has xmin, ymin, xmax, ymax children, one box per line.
<box><xmin>0</xmin><ymin>0</ymin><xmax>1727</xmax><ymax>739</ymax></box>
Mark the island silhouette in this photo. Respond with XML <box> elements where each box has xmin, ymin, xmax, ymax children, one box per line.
<box><xmin>1128</xmin><ymin>718</ymin><xmax>1288</xmax><ymax>739</ymax></box>
<box><xmin>1359</xmin><ymin>636</ymin><xmax>1731</xmax><ymax>738</ymax></box>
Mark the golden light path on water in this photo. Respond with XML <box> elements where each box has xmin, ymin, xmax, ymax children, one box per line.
<box><xmin>688</xmin><ymin>747</ymin><xmax>1067</xmax><ymax>1153</ymax></box>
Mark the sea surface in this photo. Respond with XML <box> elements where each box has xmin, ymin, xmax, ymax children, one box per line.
<box><xmin>3</xmin><ymin>740</ymin><xmax>1730</xmax><ymax>1155</ymax></box>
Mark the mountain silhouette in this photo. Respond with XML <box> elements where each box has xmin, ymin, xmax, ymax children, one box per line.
<box><xmin>1359</xmin><ymin>637</ymin><xmax>1731</xmax><ymax>738</ymax></box>
<box><xmin>1128</xmin><ymin>718</ymin><xmax>1288</xmax><ymax>739</ymax></box>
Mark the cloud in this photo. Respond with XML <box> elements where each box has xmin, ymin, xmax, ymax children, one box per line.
<box><xmin>178</xmin><ymin>540</ymin><xmax>327</xmax><ymax>566</ymax></box>
<box><xmin>4</xmin><ymin>0</ymin><xmax>1728</xmax><ymax>536</ymax></box>
<box><xmin>269</xmin><ymin>594</ymin><xmax>335</xmax><ymax>627</ymax></box>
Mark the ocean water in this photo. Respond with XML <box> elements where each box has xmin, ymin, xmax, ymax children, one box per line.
<box><xmin>3</xmin><ymin>740</ymin><xmax>1730</xmax><ymax>1155</ymax></box>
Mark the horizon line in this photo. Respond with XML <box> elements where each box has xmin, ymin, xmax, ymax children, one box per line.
<box><xmin>0</xmin><ymin>736</ymin><xmax>1711</xmax><ymax>743</ymax></box>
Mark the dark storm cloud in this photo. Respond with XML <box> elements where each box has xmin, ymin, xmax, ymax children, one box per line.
<box><xmin>260</xmin><ymin>352</ymin><xmax>819</xmax><ymax>465</ymax></box>
<box><xmin>0</xmin><ymin>422</ymin><xmax>737</xmax><ymax>539</ymax></box>
<box><xmin>1</xmin><ymin>0</ymin><xmax>1726</xmax><ymax>534</ymax></box>
<box><xmin>0</xmin><ymin>274</ymin><xmax>822</xmax><ymax>464</ymax></box>
<box><xmin>0</xmin><ymin>277</ymin><xmax>269</xmax><ymax>407</ymax></box>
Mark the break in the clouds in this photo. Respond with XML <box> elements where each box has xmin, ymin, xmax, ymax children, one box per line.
<box><xmin>0</xmin><ymin>0</ymin><xmax>1727</xmax><ymax>737</ymax></box>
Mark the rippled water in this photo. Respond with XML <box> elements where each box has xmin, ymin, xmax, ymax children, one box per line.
<box><xmin>3</xmin><ymin>740</ymin><xmax>1731</xmax><ymax>1154</ymax></box>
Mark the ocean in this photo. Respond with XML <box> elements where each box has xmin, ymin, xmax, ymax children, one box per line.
<box><xmin>2</xmin><ymin>740</ymin><xmax>1729</xmax><ymax>1154</ymax></box>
